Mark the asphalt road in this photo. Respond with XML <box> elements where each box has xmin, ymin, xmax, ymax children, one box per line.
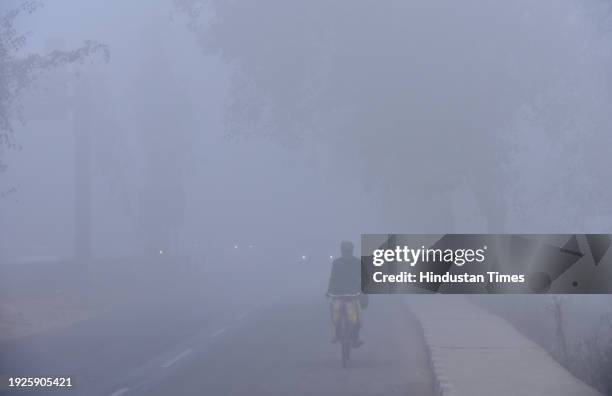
<box><xmin>1</xmin><ymin>294</ymin><xmax>435</xmax><ymax>396</ymax></box>
<box><xmin>140</xmin><ymin>296</ymin><xmax>435</xmax><ymax>396</ymax></box>
<box><xmin>1</xmin><ymin>256</ymin><xmax>436</xmax><ymax>396</ymax></box>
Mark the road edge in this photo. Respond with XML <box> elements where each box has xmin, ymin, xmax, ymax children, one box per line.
<box><xmin>403</xmin><ymin>299</ymin><xmax>456</xmax><ymax>396</ymax></box>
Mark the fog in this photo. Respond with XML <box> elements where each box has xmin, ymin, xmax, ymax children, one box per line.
<box><xmin>1</xmin><ymin>1</ymin><xmax>612</xmax><ymax>395</ymax></box>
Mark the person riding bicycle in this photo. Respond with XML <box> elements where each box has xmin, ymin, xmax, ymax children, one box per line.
<box><xmin>326</xmin><ymin>240</ymin><xmax>367</xmax><ymax>348</ymax></box>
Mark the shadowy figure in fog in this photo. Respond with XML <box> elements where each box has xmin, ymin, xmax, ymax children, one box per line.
<box><xmin>327</xmin><ymin>241</ymin><xmax>367</xmax><ymax>347</ymax></box>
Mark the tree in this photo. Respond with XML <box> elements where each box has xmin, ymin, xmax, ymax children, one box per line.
<box><xmin>176</xmin><ymin>0</ymin><xmax>608</xmax><ymax>231</ymax></box>
<box><xmin>0</xmin><ymin>1</ymin><xmax>109</xmax><ymax>190</ymax></box>
<box><xmin>129</xmin><ymin>19</ymin><xmax>195</xmax><ymax>257</ymax></box>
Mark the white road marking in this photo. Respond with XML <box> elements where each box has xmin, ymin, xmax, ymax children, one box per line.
<box><xmin>211</xmin><ymin>327</ymin><xmax>227</xmax><ymax>337</ymax></box>
<box><xmin>161</xmin><ymin>348</ymin><xmax>193</xmax><ymax>368</ymax></box>
<box><xmin>108</xmin><ymin>388</ymin><xmax>130</xmax><ymax>396</ymax></box>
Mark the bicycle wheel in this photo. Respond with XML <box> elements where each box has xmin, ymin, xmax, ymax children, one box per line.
<box><xmin>340</xmin><ymin>316</ymin><xmax>351</xmax><ymax>368</ymax></box>
<box><xmin>341</xmin><ymin>339</ymin><xmax>351</xmax><ymax>368</ymax></box>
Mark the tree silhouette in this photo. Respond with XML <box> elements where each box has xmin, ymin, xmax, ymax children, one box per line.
<box><xmin>0</xmin><ymin>1</ymin><xmax>109</xmax><ymax>183</ymax></box>
<box><xmin>176</xmin><ymin>0</ymin><xmax>606</xmax><ymax>231</ymax></box>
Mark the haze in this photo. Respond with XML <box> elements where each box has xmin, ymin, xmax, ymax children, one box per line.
<box><xmin>1</xmin><ymin>1</ymin><xmax>612</xmax><ymax>395</ymax></box>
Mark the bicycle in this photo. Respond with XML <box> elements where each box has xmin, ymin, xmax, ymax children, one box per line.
<box><xmin>328</xmin><ymin>293</ymin><xmax>361</xmax><ymax>368</ymax></box>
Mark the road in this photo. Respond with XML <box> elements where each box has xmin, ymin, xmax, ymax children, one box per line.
<box><xmin>1</xmin><ymin>297</ymin><xmax>434</xmax><ymax>396</ymax></box>
<box><xmin>1</xmin><ymin>256</ymin><xmax>436</xmax><ymax>396</ymax></box>
<box><xmin>140</xmin><ymin>296</ymin><xmax>435</xmax><ymax>396</ymax></box>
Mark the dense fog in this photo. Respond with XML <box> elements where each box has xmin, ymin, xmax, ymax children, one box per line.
<box><xmin>1</xmin><ymin>1</ymin><xmax>612</xmax><ymax>395</ymax></box>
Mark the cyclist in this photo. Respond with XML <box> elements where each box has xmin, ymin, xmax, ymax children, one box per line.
<box><xmin>326</xmin><ymin>240</ymin><xmax>367</xmax><ymax>347</ymax></box>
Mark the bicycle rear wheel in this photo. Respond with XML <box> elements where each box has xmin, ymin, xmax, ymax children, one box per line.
<box><xmin>340</xmin><ymin>316</ymin><xmax>351</xmax><ymax>368</ymax></box>
<box><xmin>341</xmin><ymin>339</ymin><xmax>351</xmax><ymax>368</ymax></box>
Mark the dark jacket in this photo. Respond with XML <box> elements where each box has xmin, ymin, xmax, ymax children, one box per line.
<box><xmin>327</xmin><ymin>255</ymin><xmax>362</xmax><ymax>295</ymax></box>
